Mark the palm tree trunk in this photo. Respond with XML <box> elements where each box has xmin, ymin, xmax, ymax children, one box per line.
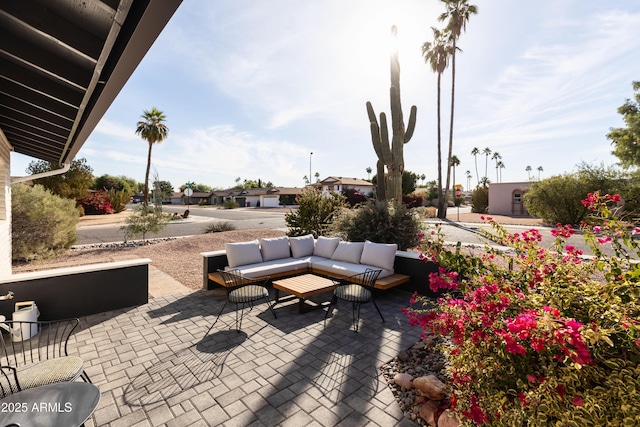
<box><xmin>441</xmin><ymin>40</ymin><xmax>457</xmax><ymax>219</ymax></box>
<box><xmin>143</xmin><ymin>142</ymin><xmax>153</xmax><ymax>207</ymax></box>
<box><xmin>436</xmin><ymin>73</ymin><xmax>445</xmax><ymax>218</ymax></box>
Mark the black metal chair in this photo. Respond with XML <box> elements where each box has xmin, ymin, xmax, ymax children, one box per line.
<box><xmin>211</xmin><ymin>269</ymin><xmax>277</xmax><ymax>332</ymax></box>
<box><xmin>324</xmin><ymin>268</ymin><xmax>383</xmax><ymax>332</ymax></box>
<box><xmin>0</xmin><ymin>318</ymin><xmax>92</xmax><ymax>391</ymax></box>
<box><xmin>0</xmin><ymin>365</ymin><xmax>21</xmax><ymax>397</ymax></box>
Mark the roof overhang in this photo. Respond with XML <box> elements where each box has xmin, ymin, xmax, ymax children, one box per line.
<box><xmin>0</xmin><ymin>0</ymin><xmax>182</xmax><ymax>166</ymax></box>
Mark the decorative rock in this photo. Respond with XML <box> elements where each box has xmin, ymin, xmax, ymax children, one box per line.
<box><xmin>394</xmin><ymin>372</ymin><xmax>414</xmax><ymax>389</ymax></box>
<box><xmin>438</xmin><ymin>409</ymin><xmax>460</xmax><ymax>427</ymax></box>
<box><xmin>414</xmin><ymin>395</ymin><xmax>426</xmax><ymax>404</ymax></box>
<box><xmin>398</xmin><ymin>351</ymin><xmax>410</xmax><ymax>362</ymax></box>
<box><xmin>419</xmin><ymin>400</ymin><xmax>441</xmax><ymax>427</ymax></box>
<box><xmin>414</xmin><ymin>375</ymin><xmax>448</xmax><ymax>400</ymax></box>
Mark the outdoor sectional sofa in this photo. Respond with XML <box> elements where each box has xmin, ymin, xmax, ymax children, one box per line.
<box><xmin>204</xmin><ymin>235</ymin><xmax>412</xmax><ymax>290</ymax></box>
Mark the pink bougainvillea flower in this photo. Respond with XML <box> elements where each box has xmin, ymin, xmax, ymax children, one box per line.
<box><xmin>597</xmin><ymin>236</ymin><xmax>612</xmax><ymax>245</ymax></box>
<box><xmin>593</xmin><ymin>226</ymin><xmax>602</xmax><ymax>233</ymax></box>
<box><xmin>572</xmin><ymin>396</ymin><xmax>584</xmax><ymax>406</ymax></box>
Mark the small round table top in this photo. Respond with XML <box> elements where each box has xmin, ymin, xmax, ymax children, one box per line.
<box><xmin>0</xmin><ymin>382</ymin><xmax>100</xmax><ymax>427</ymax></box>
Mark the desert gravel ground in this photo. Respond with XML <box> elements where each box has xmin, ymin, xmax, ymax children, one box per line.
<box><xmin>12</xmin><ymin>229</ymin><xmax>287</xmax><ymax>291</ymax></box>
<box><xmin>11</xmin><ymin>209</ymin><xmax>541</xmax><ymax>292</ymax></box>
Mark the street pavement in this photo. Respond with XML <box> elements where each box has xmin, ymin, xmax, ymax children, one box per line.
<box><xmin>75</xmin><ymin>205</ymin><xmax>614</xmax><ymax>258</ymax></box>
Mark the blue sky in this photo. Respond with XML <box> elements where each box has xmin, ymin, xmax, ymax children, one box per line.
<box><xmin>11</xmin><ymin>0</ymin><xmax>640</xmax><ymax>191</ymax></box>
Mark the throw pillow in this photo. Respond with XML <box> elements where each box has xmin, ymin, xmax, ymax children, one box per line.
<box><xmin>360</xmin><ymin>240</ymin><xmax>398</xmax><ymax>271</ymax></box>
<box><xmin>313</xmin><ymin>236</ymin><xmax>340</xmax><ymax>258</ymax></box>
<box><xmin>260</xmin><ymin>237</ymin><xmax>291</xmax><ymax>261</ymax></box>
<box><xmin>331</xmin><ymin>241</ymin><xmax>365</xmax><ymax>264</ymax></box>
<box><xmin>225</xmin><ymin>240</ymin><xmax>262</xmax><ymax>268</ymax></box>
<box><xmin>289</xmin><ymin>234</ymin><xmax>315</xmax><ymax>258</ymax></box>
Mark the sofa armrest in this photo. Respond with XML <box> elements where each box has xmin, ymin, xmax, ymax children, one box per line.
<box><xmin>201</xmin><ymin>250</ymin><xmax>229</xmax><ymax>290</ymax></box>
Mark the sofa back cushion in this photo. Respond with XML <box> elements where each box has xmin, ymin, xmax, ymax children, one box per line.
<box><xmin>289</xmin><ymin>234</ymin><xmax>315</xmax><ymax>258</ymax></box>
<box><xmin>313</xmin><ymin>236</ymin><xmax>340</xmax><ymax>258</ymax></box>
<box><xmin>225</xmin><ymin>240</ymin><xmax>263</xmax><ymax>268</ymax></box>
<box><xmin>260</xmin><ymin>237</ymin><xmax>291</xmax><ymax>261</ymax></box>
<box><xmin>360</xmin><ymin>240</ymin><xmax>398</xmax><ymax>271</ymax></box>
<box><xmin>331</xmin><ymin>241</ymin><xmax>365</xmax><ymax>264</ymax></box>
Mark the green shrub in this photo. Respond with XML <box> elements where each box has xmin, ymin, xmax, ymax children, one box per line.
<box><xmin>471</xmin><ymin>186</ymin><xmax>488</xmax><ymax>213</ymax></box>
<box><xmin>526</xmin><ymin>164</ymin><xmax>627</xmax><ymax>225</ymax></box>
<box><xmin>329</xmin><ymin>199</ymin><xmax>422</xmax><ymax>250</ymax></box>
<box><xmin>405</xmin><ymin>191</ymin><xmax>640</xmax><ymax>426</ymax></box>
<box><xmin>11</xmin><ymin>183</ymin><xmax>78</xmax><ymax>262</ymax></box>
<box><xmin>223</xmin><ymin>199</ymin><xmax>239</xmax><ymax>209</ymax></box>
<box><xmin>120</xmin><ymin>205</ymin><xmax>170</xmax><ymax>241</ymax></box>
<box><xmin>285</xmin><ymin>187</ymin><xmax>347</xmax><ymax>238</ymax></box>
<box><xmin>204</xmin><ymin>221</ymin><xmax>236</xmax><ymax>233</ymax></box>
<box><xmin>107</xmin><ymin>188</ymin><xmax>130</xmax><ymax>213</ymax></box>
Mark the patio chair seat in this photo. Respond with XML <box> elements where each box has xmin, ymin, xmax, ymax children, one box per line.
<box><xmin>229</xmin><ymin>285</ymin><xmax>270</xmax><ymax>303</ymax></box>
<box><xmin>17</xmin><ymin>356</ymin><xmax>84</xmax><ymax>390</ymax></box>
<box><xmin>335</xmin><ymin>284</ymin><xmax>372</xmax><ymax>302</ymax></box>
<box><xmin>324</xmin><ymin>268</ymin><xmax>383</xmax><ymax>332</ymax></box>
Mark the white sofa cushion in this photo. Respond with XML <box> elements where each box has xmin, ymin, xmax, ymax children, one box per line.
<box><xmin>313</xmin><ymin>236</ymin><xmax>340</xmax><ymax>258</ymax></box>
<box><xmin>289</xmin><ymin>234</ymin><xmax>315</xmax><ymax>258</ymax></box>
<box><xmin>225</xmin><ymin>240</ymin><xmax>262</xmax><ymax>268</ymax></box>
<box><xmin>312</xmin><ymin>259</ymin><xmax>393</xmax><ymax>279</ymax></box>
<box><xmin>260</xmin><ymin>237</ymin><xmax>291</xmax><ymax>261</ymax></box>
<box><xmin>331</xmin><ymin>241</ymin><xmax>365</xmax><ymax>264</ymax></box>
<box><xmin>230</xmin><ymin>258</ymin><xmax>310</xmax><ymax>279</ymax></box>
<box><xmin>360</xmin><ymin>240</ymin><xmax>398</xmax><ymax>271</ymax></box>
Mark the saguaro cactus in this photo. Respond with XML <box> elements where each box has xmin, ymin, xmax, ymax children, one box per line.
<box><xmin>367</xmin><ymin>25</ymin><xmax>417</xmax><ymax>205</ymax></box>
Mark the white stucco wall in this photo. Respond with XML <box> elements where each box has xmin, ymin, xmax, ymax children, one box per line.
<box><xmin>488</xmin><ymin>182</ymin><xmax>531</xmax><ymax>216</ymax></box>
<box><xmin>0</xmin><ymin>136</ymin><xmax>12</xmax><ymax>279</ymax></box>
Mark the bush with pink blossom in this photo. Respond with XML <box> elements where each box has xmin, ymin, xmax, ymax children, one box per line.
<box><xmin>404</xmin><ymin>191</ymin><xmax>640</xmax><ymax>426</ymax></box>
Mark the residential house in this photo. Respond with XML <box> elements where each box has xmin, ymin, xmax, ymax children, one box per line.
<box><xmin>315</xmin><ymin>176</ymin><xmax>374</xmax><ymax>196</ymax></box>
<box><xmin>209</xmin><ymin>187</ymin><xmax>303</xmax><ymax>207</ymax></box>
<box><xmin>488</xmin><ymin>182</ymin><xmax>531</xmax><ymax>216</ymax></box>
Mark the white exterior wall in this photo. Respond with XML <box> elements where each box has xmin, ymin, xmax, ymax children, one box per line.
<box><xmin>0</xmin><ymin>134</ymin><xmax>12</xmax><ymax>279</ymax></box>
<box><xmin>488</xmin><ymin>182</ymin><xmax>531</xmax><ymax>216</ymax></box>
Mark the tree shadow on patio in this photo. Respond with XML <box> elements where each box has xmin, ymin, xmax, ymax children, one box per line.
<box><xmin>123</xmin><ymin>329</ymin><xmax>247</xmax><ymax>406</ymax></box>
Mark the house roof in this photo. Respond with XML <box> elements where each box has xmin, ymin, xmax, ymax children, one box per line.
<box><xmin>319</xmin><ymin>176</ymin><xmax>373</xmax><ymax>187</ymax></box>
<box><xmin>0</xmin><ymin>0</ymin><xmax>182</xmax><ymax>165</ymax></box>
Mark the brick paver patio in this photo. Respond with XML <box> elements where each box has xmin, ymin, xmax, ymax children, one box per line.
<box><xmin>74</xmin><ymin>287</ymin><xmax>422</xmax><ymax>426</ymax></box>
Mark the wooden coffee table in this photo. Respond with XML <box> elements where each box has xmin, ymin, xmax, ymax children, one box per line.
<box><xmin>272</xmin><ymin>274</ymin><xmax>336</xmax><ymax>313</ymax></box>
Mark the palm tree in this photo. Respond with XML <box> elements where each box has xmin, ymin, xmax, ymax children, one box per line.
<box><xmin>465</xmin><ymin>170</ymin><xmax>471</xmax><ymax>190</ymax></box>
<box><xmin>314</xmin><ymin>172</ymin><xmax>320</xmax><ymax>183</ymax></box>
<box><xmin>420</xmin><ymin>174</ymin><xmax>426</xmax><ymax>186</ymax></box>
<box><xmin>450</xmin><ymin>154</ymin><xmax>460</xmax><ymax>197</ymax></box>
<box><xmin>135</xmin><ymin>107</ymin><xmax>168</xmax><ymax>207</ymax></box>
<box><xmin>525</xmin><ymin>165</ymin><xmax>532</xmax><ymax>180</ymax></box>
<box><xmin>366</xmin><ymin>167</ymin><xmax>372</xmax><ymax>180</ymax></box>
<box><xmin>423</xmin><ymin>27</ymin><xmax>453</xmax><ymax>218</ymax></box>
<box><xmin>482</xmin><ymin>147</ymin><xmax>492</xmax><ymax>180</ymax></box>
<box><xmin>497</xmin><ymin>161</ymin><xmax>505</xmax><ymax>183</ymax></box>
<box><xmin>439</xmin><ymin>0</ymin><xmax>477</xmax><ymax>212</ymax></box>
<box><xmin>537</xmin><ymin>166</ymin><xmax>543</xmax><ymax>180</ymax></box>
<box><xmin>479</xmin><ymin>176</ymin><xmax>490</xmax><ymax>188</ymax></box>
<box><xmin>491</xmin><ymin>151</ymin><xmax>502</xmax><ymax>182</ymax></box>
<box><xmin>471</xmin><ymin>147</ymin><xmax>480</xmax><ymax>186</ymax></box>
